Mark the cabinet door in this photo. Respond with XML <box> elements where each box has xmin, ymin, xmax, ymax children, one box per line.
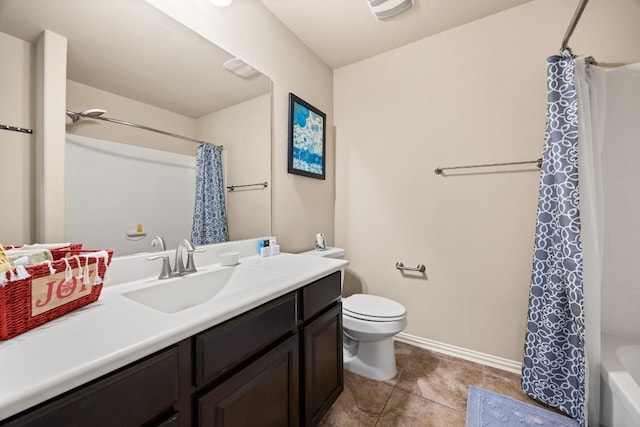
<box><xmin>1</xmin><ymin>347</ymin><xmax>180</xmax><ymax>427</ymax></box>
<box><xmin>197</xmin><ymin>335</ymin><xmax>299</xmax><ymax>427</ymax></box>
<box><xmin>303</xmin><ymin>302</ymin><xmax>343</xmax><ymax>427</ymax></box>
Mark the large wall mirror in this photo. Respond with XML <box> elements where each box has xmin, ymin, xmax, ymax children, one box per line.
<box><xmin>0</xmin><ymin>0</ymin><xmax>272</xmax><ymax>256</ymax></box>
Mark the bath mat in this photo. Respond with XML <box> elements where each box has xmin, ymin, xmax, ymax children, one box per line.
<box><xmin>466</xmin><ymin>385</ymin><xmax>579</xmax><ymax>427</ymax></box>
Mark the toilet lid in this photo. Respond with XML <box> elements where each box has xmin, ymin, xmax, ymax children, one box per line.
<box><xmin>343</xmin><ymin>294</ymin><xmax>406</xmax><ymax>321</ymax></box>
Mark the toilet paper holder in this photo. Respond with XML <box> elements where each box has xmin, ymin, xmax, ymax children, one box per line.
<box><xmin>395</xmin><ymin>262</ymin><xmax>426</xmax><ymax>273</ymax></box>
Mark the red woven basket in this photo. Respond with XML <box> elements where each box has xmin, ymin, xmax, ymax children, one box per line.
<box><xmin>0</xmin><ymin>247</ymin><xmax>113</xmax><ymax>340</ymax></box>
<box><xmin>3</xmin><ymin>243</ymin><xmax>83</xmax><ymax>261</ymax></box>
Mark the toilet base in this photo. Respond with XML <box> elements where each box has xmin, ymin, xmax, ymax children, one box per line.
<box><xmin>343</xmin><ymin>336</ymin><xmax>397</xmax><ymax>381</ymax></box>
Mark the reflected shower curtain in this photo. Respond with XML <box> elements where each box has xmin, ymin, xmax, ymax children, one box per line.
<box><xmin>191</xmin><ymin>144</ymin><xmax>228</xmax><ymax>245</ymax></box>
<box><xmin>522</xmin><ymin>52</ymin><xmax>585</xmax><ymax>426</ymax></box>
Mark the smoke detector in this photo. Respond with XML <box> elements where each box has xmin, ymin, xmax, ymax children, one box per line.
<box><xmin>367</xmin><ymin>0</ymin><xmax>414</xmax><ymax>20</ymax></box>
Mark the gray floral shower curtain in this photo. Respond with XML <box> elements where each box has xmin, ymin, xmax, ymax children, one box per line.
<box><xmin>190</xmin><ymin>143</ymin><xmax>228</xmax><ymax>245</ymax></box>
<box><xmin>521</xmin><ymin>52</ymin><xmax>585</xmax><ymax>426</ymax></box>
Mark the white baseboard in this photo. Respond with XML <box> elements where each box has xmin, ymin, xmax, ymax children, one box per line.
<box><xmin>395</xmin><ymin>332</ymin><xmax>522</xmax><ymax>374</ymax></box>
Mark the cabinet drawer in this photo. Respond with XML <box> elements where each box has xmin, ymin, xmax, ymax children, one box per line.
<box><xmin>2</xmin><ymin>347</ymin><xmax>180</xmax><ymax>427</ymax></box>
<box><xmin>197</xmin><ymin>335</ymin><xmax>299</xmax><ymax>427</ymax></box>
<box><xmin>300</xmin><ymin>271</ymin><xmax>341</xmax><ymax>322</ymax></box>
<box><xmin>194</xmin><ymin>293</ymin><xmax>297</xmax><ymax>387</ymax></box>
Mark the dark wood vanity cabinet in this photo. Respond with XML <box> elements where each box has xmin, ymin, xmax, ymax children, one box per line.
<box><xmin>194</xmin><ymin>270</ymin><xmax>343</xmax><ymax>427</ymax></box>
<box><xmin>197</xmin><ymin>335</ymin><xmax>300</xmax><ymax>427</ymax></box>
<box><xmin>1</xmin><ymin>347</ymin><xmax>182</xmax><ymax>427</ymax></box>
<box><xmin>193</xmin><ymin>293</ymin><xmax>298</xmax><ymax>388</ymax></box>
<box><xmin>0</xmin><ymin>271</ymin><xmax>343</xmax><ymax>427</ymax></box>
<box><xmin>302</xmin><ymin>303</ymin><xmax>343</xmax><ymax>426</ymax></box>
<box><xmin>300</xmin><ymin>272</ymin><xmax>344</xmax><ymax>426</ymax></box>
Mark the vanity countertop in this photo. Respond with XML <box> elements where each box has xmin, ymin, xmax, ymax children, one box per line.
<box><xmin>0</xmin><ymin>253</ymin><xmax>347</xmax><ymax>421</ymax></box>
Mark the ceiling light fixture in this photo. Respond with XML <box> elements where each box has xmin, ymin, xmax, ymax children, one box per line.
<box><xmin>367</xmin><ymin>0</ymin><xmax>414</xmax><ymax>20</ymax></box>
<box><xmin>223</xmin><ymin>58</ymin><xmax>261</xmax><ymax>79</ymax></box>
<box><xmin>208</xmin><ymin>0</ymin><xmax>232</xmax><ymax>7</ymax></box>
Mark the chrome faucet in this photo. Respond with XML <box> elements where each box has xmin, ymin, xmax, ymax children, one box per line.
<box><xmin>174</xmin><ymin>239</ymin><xmax>197</xmax><ymax>276</ymax></box>
<box><xmin>149</xmin><ymin>236</ymin><xmax>166</xmax><ymax>251</ymax></box>
<box><xmin>147</xmin><ymin>236</ymin><xmax>171</xmax><ymax>279</ymax></box>
<box><xmin>147</xmin><ymin>238</ymin><xmax>200</xmax><ymax>279</ymax></box>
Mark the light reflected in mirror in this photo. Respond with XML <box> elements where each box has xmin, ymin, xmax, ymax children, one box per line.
<box><xmin>0</xmin><ymin>0</ymin><xmax>272</xmax><ymax>256</ymax></box>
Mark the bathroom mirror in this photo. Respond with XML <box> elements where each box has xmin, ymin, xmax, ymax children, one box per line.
<box><xmin>0</xmin><ymin>0</ymin><xmax>272</xmax><ymax>255</ymax></box>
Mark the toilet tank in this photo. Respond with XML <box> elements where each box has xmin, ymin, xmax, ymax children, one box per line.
<box><xmin>300</xmin><ymin>247</ymin><xmax>345</xmax><ymax>287</ymax></box>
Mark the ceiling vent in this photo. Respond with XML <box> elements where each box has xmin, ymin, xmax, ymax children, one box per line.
<box><xmin>223</xmin><ymin>58</ymin><xmax>261</xmax><ymax>79</ymax></box>
<box><xmin>367</xmin><ymin>0</ymin><xmax>414</xmax><ymax>20</ymax></box>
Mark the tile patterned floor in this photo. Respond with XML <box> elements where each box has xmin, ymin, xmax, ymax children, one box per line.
<box><xmin>318</xmin><ymin>341</ymin><xmax>553</xmax><ymax>427</ymax></box>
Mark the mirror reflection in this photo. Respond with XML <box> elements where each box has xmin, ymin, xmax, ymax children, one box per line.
<box><xmin>0</xmin><ymin>0</ymin><xmax>272</xmax><ymax>256</ymax></box>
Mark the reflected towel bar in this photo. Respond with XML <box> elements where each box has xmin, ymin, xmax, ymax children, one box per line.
<box><xmin>1</xmin><ymin>124</ymin><xmax>33</xmax><ymax>134</ymax></box>
<box><xmin>226</xmin><ymin>181</ymin><xmax>269</xmax><ymax>191</ymax></box>
<box><xmin>395</xmin><ymin>262</ymin><xmax>426</xmax><ymax>273</ymax></box>
<box><xmin>434</xmin><ymin>158</ymin><xmax>542</xmax><ymax>175</ymax></box>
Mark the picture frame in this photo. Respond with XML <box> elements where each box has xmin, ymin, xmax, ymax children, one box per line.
<box><xmin>288</xmin><ymin>93</ymin><xmax>326</xmax><ymax>180</ymax></box>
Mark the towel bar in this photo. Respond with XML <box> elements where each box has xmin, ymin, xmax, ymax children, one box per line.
<box><xmin>395</xmin><ymin>262</ymin><xmax>426</xmax><ymax>273</ymax></box>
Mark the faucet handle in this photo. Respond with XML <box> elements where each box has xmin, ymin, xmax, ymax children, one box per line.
<box><xmin>150</xmin><ymin>236</ymin><xmax>166</xmax><ymax>251</ymax></box>
<box><xmin>183</xmin><ymin>252</ymin><xmax>197</xmax><ymax>274</ymax></box>
<box><xmin>179</xmin><ymin>239</ymin><xmax>195</xmax><ymax>252</ymax></box>
<box><xmin>147</xmin><ymin>254</ymin><xmax>172</xmax><ymax>279</ymax></box>
<box><xmin>182</xmin><ymin>246</ymin><xmax>206</xmax><ymax>274</ymax></box>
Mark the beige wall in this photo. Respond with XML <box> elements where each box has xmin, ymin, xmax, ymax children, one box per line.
<box><xmin>3</xmin><ymin>0</ymin><xmax>333</xmax><ymax>251</ymax></box>
<box><xmin>146</xmin><ymin>0</ymin><xmax>335</xmax><ymax>253</ymax></box>
<box><xmin>5</xmin><ymin>0</ymin><xmax>640</xmax><ymax>360</ymax></box>
<box><xmin>197</xmin><ymin>93</ymin><xmax>271</xmax><ymax>240</ymax></box>
<box><xmin>0</xmin><ymin>32</ymin><xmax>34</xmax><ymax>245</ymax></box>
<box><xmin>67</xmin><ymin>81</ymin><xmax>197</xmax><ymax>155</ymax></box>
<box><xmin>334</xmin><ymin>0</ymin><xmax>640</xmax><ymax>362</ymax></box>
<box><xmin>35</xmin><ymin>31</ymin><xmax>67</xmax><ymax>242</ymax></box>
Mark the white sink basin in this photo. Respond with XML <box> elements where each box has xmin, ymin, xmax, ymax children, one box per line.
<box><xmin>122</xmin><ymin>265</ymin><xmax>282</xmax><ymax>313</ymax></box>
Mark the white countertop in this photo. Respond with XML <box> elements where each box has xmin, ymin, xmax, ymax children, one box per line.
<box><xmin>0</xmin><ymin>252</ymin><xmax>347</xmax><ymax>421</ymax></box>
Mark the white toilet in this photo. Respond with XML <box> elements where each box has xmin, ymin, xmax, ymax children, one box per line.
<box><xmin>301</xmin><ymin>247</ymin><xmax>408</xmax><ymax>381</ymax></box>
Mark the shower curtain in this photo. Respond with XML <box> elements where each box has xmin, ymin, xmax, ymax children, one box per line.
<box><xmin>191</xmin><ymin>143</ymin><xmax>228</xmax><ymax>245</ymax></box>
<box><xmin>522</xmin><ymin>51</ymin><xmax>586</xmax><ymax>425</ymax></box>
<box><xmin>575</xmin><ymin>57</ymin><xmax>606</xmax><ymax>427</ymax></box>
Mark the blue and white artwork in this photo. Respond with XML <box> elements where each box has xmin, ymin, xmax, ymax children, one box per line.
<box><xmin>290</xmin><ymin>95</ymin><xmax>325</xmax><ymax>178</ymax></box>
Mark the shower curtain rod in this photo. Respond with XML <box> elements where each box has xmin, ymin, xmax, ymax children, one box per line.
<box><xmin>434</xmin><ymin>158</ymin><xmax>542</xmax><ymax>175</ymax></box>
<box><xmin>560</xmin><ymin>0</ymin><xmax>589</xmax><ymax>52</ymax></box>
<box><xmin>65</xmin><ymin>109</ymin><xmax>222</xmax><ymax>148</ymax></box>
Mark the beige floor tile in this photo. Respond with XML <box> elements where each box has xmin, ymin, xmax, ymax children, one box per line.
<box><xmin>383</xmin><ymin>340</ymin><xmax>421</xmax><ymax>387</ymax></box>
<box><xmin>320</xmin><ymin>341</ymin><xmax>570</xmax><ymax>426</ymax></box>
<box><xmin>395</xmin><ymin>350</ymin><xmax>483</xmax><ymax>411</ymax></box>
<box><xmin>376</xmin><ymin>388</ymin><xmax>466</xmax><ymax>427</ymax></box>
<box><xmin>318</xmin><ymin>370</ymin><xmax>393</xmax><ymax>427</ymax></box>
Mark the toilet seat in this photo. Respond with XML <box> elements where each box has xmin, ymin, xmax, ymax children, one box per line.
<box><xmin>343</xmin><ymin>294</ymin><xmax>406</xmax><ymax>322</ymax></box>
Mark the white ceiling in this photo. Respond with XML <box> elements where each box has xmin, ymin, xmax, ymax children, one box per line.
<box><xmin>260</xmin><ymin>0</ymin><xmax>536</xmax><ymax>69</ymax></box>
<box><xmin>0</xmin><ymin>0</ymin><xmax>535</xmax><ymax>118</ymax></box>
<box><xmin>0</xmin><ymin>0</ymin><xmax>270</xmax><ymax>118</ymax></box>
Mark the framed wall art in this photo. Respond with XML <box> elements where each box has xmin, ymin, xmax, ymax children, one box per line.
<box><xmin>288</xmin><ymin>93</ymin><xmax>326</xmax><ymax>180</ymax></box>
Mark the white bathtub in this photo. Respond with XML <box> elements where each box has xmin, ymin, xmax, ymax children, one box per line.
<box><xmin>601</xmin><ymin>333</ymin><xmax>640</xmax><ymax>427</ymax></box>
